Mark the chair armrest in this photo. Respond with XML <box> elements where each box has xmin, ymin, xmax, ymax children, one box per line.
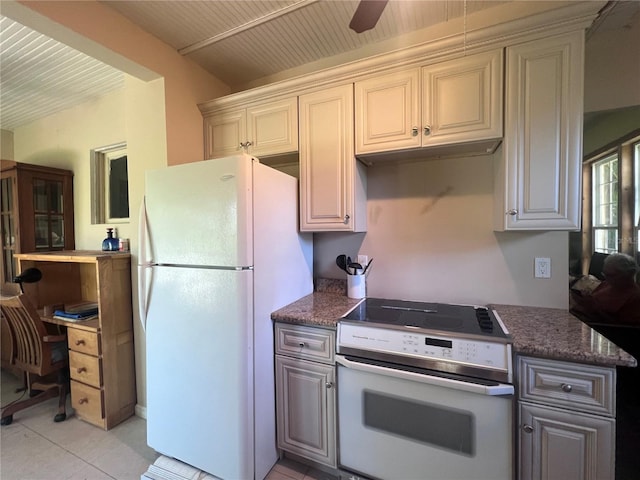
<box><xmin>43</xmin><ymin>334</ymin><xmax>67</xmax><ymax>343</ymax></box>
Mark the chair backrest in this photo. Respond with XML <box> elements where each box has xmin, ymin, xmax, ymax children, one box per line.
<box><xmin>0</xmin><ymin>294</ymin><xmax>61</xmax><ymax>376</ymax></box>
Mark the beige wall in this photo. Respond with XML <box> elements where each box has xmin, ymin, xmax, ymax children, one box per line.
<box><xmin>1</xmin><ymin>130</ymin><xmax>14</xmax><ymax>160</ymax></box>
<box><xmin>314</xmin><ymin>154</ymin><xmax>569</xmax><ymax>308</ymax></box>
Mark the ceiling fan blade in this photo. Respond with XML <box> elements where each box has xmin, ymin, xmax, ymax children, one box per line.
<box><xmin>349</xmin><ymin>0</ymin><xmax>389</xmax><ymax>33</ymax></box>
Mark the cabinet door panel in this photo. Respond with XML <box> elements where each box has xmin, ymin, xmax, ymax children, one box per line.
<box><xmin>355</xmin><ymin>68</ymin><xmax>420</xmax><ymax>154</ymax></box>
<box><xmin>499</xmin><ymin>32</ymin><xmax>583</xmax><ymax>230</ymax></box>
<box><xmin>247</xmin><ymin>98</ymin><xmax>298</xmax><ymax>156</ymax></box>
<box><xmin>422</xmin><ymin>49</ymin><xmax>503</xmax><ymax>145</ymax></box>
<box><xmin>205</xmin><ymin>109</ymin><xmax>245</xmax><ymax>159</ymax></box>
<box><xmin>299</xmin><ymin>84</ymin><xmax>356</xmax><ymax>231</ymax></box>
<box><xmin>519</xmin><ymin>403</ymin><xmax>614</xmax><ymax>480</ymax></box>
<box><xmin>276</xmin><ymin>356</ymin><xmax>336</xmax><ymax>467</ymax></box>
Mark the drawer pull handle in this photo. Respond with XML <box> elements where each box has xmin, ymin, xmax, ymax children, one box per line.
<box><xmin>561</xmin><ymin>383</ymin><xmax>573</xmax><ymax>393</ymax></box>
<box><xmin>77</xmin><ymin>367</ymin><xmax>87</xmax><ymax>374</ymax></box>
<box><xmin>299</xmin><ymin>342</ymin><xmax>306</xmax><ymax>348</ymax></box>
<box><xmin>522</xmin><ymin>424</ymin><xmax>534</xmax><ymax>433</ymax></box>
<box><xmin>75</xmin><ymin>340</ymin><xmax>85</xmax><ymax>346</ymax></box>
<box><xmin>78</xmin><ymin>398</ymin><xmax>88</xmax><ymax>405</ymax></box>
<box><xmin>326</xmin><ymin>382</ymin><xmax>334</xmax><ymax>389</ymax></box>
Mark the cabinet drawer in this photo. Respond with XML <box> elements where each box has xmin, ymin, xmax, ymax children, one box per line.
<box><xmin>69</xmin><ymin>350</ymin><xmax>102</xmax><ymax>388</ymax></box>
<box><xmin>518</xmin><ymin>356</ymin><xmax>615</xmax><ymax>416</ymax></box>
<box><xmin>68</xmin><ymin>328</ymin><xmax>101</xmax><ymax>356</ymax></box>
<box><xmin>71</xmin><ymin>380</ymin><xmax>104</xmax><ymax>425</ymax></box>
<box><xmin>276</xmin><ymin>323</ymin><xmax>335</xmax><ymax>364</ymax></box>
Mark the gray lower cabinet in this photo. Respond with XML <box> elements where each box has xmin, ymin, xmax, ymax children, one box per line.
<box><xmin>517</xmin><ymin>356</ymin><xmax>615</xmax><ymax>480</ymax></box>
<box><xmin>275</xmin><ymin>323</ymin><xmax>337</xmax><ymax>468</ymax></box>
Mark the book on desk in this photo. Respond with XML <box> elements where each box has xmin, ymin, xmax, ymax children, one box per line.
<box><xmin>53</xmin><ymin>301</ymin><xmax>99</xmax><ymax>322</ymax></box>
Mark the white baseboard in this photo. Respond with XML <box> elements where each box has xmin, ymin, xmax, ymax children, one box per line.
<box><xmin>135</xmin><ymin>404</ymin><xmax>147</xmax><ymax>419</ymax></box>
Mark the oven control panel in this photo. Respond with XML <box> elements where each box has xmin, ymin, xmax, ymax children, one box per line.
<box><xmin>337</xmin><ymin>323</ymin><xmax>511</xmax><ymax>371</ymax></box>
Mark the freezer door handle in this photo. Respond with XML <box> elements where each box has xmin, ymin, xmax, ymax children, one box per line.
<box><xmin>138</xmin><ymin>197</ymin><xmax>151</xmax><ymax>331</ymax></box>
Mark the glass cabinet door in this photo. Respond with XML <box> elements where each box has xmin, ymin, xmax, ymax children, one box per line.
<box><xmin>33</xmin><ymin>178</ymin><xmax>66</xmax><ymax>250</ymax></box>
<box><xmin>1</xmin><ymin>176</ymin><xmax>16</xmax><ymax>284</ymax></box>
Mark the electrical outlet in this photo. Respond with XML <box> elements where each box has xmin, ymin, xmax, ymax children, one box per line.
<box><xmin>534</xmin><ymin>257</ymin><xmax>551</xmax><ymax>278</ymax></box>
<box><xmin>357</xmin><ymin>255</ymin><xmax>369</xmax><ymax>268</ymax></box>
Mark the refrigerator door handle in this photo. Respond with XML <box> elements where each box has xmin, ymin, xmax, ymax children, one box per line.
<box><xmin>138</xmin><ymin>197</ymin><xmax>151</xmax><ymax>331</ymax></box>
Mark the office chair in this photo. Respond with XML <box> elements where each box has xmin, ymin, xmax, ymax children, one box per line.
<box><xmin>0</xmin><ymin>294</ymin><xmax>69</xmax><ymax>426</ymax></box>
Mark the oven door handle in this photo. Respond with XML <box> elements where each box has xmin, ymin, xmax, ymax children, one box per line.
<box><xmin>335</xmin><ymin>355</ymin><xmax>514</xmax><ymax>396</ymax></box>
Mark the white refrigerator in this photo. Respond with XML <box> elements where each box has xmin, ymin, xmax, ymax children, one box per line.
<box><xmin>138</xmin><ymin>154</ymin><xmax>313</xmax><ymax>480</ymax></box>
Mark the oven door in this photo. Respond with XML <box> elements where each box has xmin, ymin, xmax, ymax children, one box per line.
<box><xmin>336</xmin><ymin>355</ymin><xmax>514</xmax><ymax>480</ymax></box>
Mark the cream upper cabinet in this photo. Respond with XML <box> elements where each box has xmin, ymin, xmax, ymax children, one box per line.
<box><xmin>355</xmin><ymin>68</ymin><xmax>421</xmax><ymax>153</ymax></box>
<box><xmin>355</xmin><ymin>49</ymin><xmax>503</xmax><ymax>155</ymax></box>
<box><xmin>204</xmin><ymin>97</ymin><xmax>298</xmax><ymax>159</ymax></box>
<box><xmin>494</xmin><ymin>31</ymin><xmax>584</xmax><ymax>231</ymax></box>
<box><xmin>299</xmin><ymin>84</ymin><xmax>367</xmax><ymax>232</ymax></box>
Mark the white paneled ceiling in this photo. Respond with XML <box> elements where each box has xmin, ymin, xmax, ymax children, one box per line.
<box><xmin>101</xmin><ymin>0</ymin><xmax>504</xmax><ymax>87</ymax></box>
<box><xmin>0</xmin><ymin>0</ymin><xmax>635</xmax><ymax>132</ymax></box>
<box><xmin>0</xmin><ymin>15</ymin><xmax>124</xmax><ymax>131</ymax></box>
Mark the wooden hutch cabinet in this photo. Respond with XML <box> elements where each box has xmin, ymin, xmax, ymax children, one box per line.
<box><xmin>1</xmin><ymin>161</ymin><xmax>75</xmax><ymax>290</ymax></box>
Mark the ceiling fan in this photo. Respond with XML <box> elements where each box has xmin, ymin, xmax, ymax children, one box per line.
<box><xmin>349</xmin><ymin>0</ymin><xmax>389</xmax><ymax>33</ymax></box>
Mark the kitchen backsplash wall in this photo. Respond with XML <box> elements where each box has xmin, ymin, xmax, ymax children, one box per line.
<box><xmin>314</xmin><ymin>152</ymin><xmax>569</xmax><ymax>309</ymax></box>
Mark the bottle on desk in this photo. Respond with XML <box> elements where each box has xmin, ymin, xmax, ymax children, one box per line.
<box><xmin>102</xmin><ymin>228</ymin><xmax>119</xmax><ymax>251</ymax></box>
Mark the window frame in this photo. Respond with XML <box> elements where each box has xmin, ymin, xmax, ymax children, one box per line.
<box><xmin>591</xmin><ymin>153</ymin><xmax>619</xmax><ymax>254</ymax></box>
<box><xmin>90</xmin><ymin>142</ymin><xmax>129</xmax><ymax>224</ymax></box>
<box><xmin>582</xmin><ymin>130</ymin><xmax>640</xmax><ymax>270</ymax></box>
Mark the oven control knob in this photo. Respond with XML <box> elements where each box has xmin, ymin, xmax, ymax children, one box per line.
<box><xmin>522</xmin><ymin>424</ymin><xmax>534</xmax><ymax>434</ymax></box>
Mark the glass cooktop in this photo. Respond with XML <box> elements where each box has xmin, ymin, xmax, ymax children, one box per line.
<box><xmin>342</xmin><ymin>298</ymin><xmax>510</xmax><ymax>340</ymax></box>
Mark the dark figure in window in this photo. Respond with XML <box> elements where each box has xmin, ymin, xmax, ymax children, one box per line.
<box><xmin>571</xmin><ymin>253</ymin><xmax>640</xmax><ymax>326</ymax></box>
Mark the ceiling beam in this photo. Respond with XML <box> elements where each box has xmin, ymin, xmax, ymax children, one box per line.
<box><xmin>178</xmin><ymin>0</ymin><xmax>319</xmax><ymax>56</ymax></box>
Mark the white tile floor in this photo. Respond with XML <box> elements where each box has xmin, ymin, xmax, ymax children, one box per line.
<box><xmin>1</xmin><ymin>370</ymin><xmax>333</xmax><ymax>480</ymax></box>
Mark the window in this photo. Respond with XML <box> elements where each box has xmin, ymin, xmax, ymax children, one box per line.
<box><xmin>91</xmin><ymin>142</ymin><xmax>129</xmax><ymax>224</ymax></box>
<box><xmin>582</xmin><ymin>131</ymin><xmax>640</xmax><ymax>266</ymax></box>
<box><xmin>592</xmin><ymin>154</ymin><xmax>618</xmax><ymax>254</ymax></box>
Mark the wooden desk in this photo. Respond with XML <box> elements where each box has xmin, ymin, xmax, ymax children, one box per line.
<box><xmin>40</xmin><ymin>313</ymin><xmax>100</xmax><ymax>332</ymax></box>
<box><xmin>16</xmin><ymin>251</ymin><xmax>136</xmax><ymax>430</ymax></box>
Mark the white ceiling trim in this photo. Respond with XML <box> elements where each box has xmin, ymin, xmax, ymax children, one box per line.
<box><xmin>179</xmin><ymin>0</ymin><xmax>319</xmax><ymax>56</ymax></box>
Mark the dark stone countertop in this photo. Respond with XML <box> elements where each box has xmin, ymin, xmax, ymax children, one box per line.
<box><xmin>490</xmin><ymin>304</ymin><xmax>636</xmax><ymax>368</ymax></box>
<box><xmin>271</xmin><ymin>292</ymin><xmax>363</xmax><ymax>328</ymax></box>
<box><xmin>271</xmin><ymin>290</ymin><xmax>637</xmax><ymax>368</ymax></box>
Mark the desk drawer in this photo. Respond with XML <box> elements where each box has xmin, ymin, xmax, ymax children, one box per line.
<box><xmin>276</xmin><ymin>323</ymin><xmax>335</xmax><ymax>364</ymax></box>
<box><xmin>71</xmin><ymin>380</ymin><xmax>104</xmax><ymax>425</ymax></box>
<box><xmin>518</xmin><ymin>356</ymin><xmax>615</xmax><ymax>416</ymax></box>
<box><xmin>69</xmin><ymin>351</ymin><xmax>102</xmax><ymax>388</ymax></box>
<box><xmin>68</xmin><ymin>328</ymin><xmax>101</xmax><ymax>356</ymax></box>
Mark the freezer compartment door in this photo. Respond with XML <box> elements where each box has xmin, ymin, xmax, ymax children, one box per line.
<box><xmin>144</xmin><ymin>155</ymin><xmax>254</xmax><ymax>267</ymax></box>
<box><xmin>146</xmin><ymin>265</ymin><xmax>254</xmax><ymax>480</ymax></box>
